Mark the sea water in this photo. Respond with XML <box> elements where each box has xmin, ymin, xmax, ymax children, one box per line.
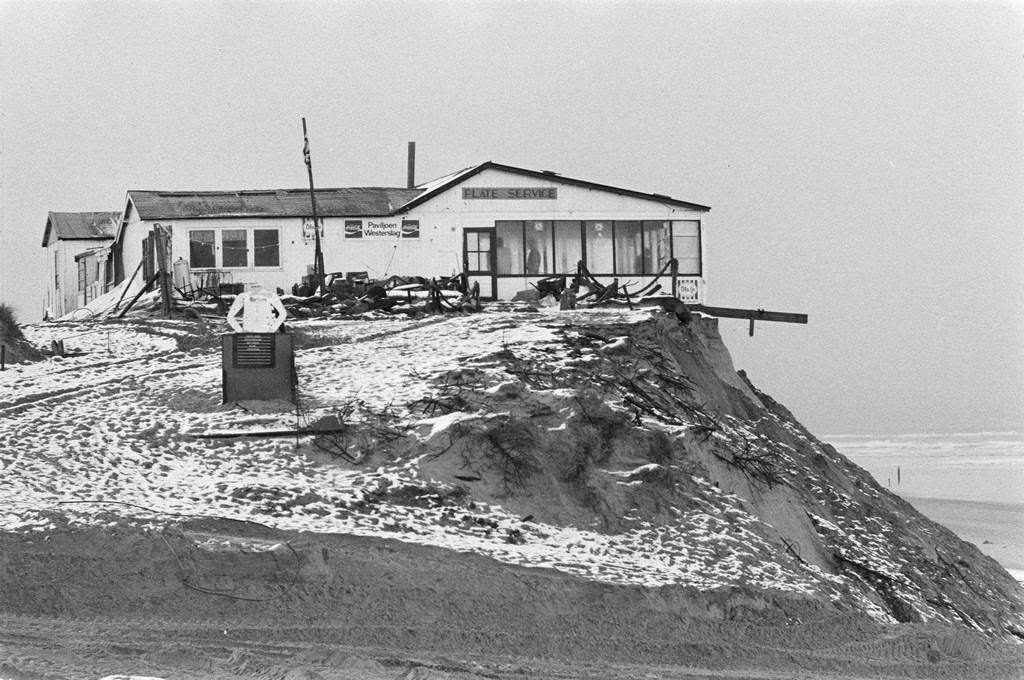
<box><xmin>826</xmin><ymin>430</ymin><xmax>1024</xmax><ymax>582</ymax></box>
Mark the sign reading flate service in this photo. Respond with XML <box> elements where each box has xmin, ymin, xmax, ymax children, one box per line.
<box><xmin>462</xmin><ymin>187</ymin><xmax>557</xmax><ymax>200</ymax></box>
<box><xmin>345</xmin><ymin>219</ymin><xmax>419</xmax><ymax>239</ymax></box>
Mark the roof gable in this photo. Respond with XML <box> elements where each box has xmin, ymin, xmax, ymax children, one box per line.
<box><xmin>395</xmin><ymin>162</ymin><xmax>710</xmax><ymax>213</ymax></box>
<box><xmin>42</xmin><ymin>212</ymin><xmax>120</xmax><ymax>247</ymax></box>
<box><xmin>127</xmin><ymin>187</ymin><xmax>425</xmax><ymax>220</ymax></box>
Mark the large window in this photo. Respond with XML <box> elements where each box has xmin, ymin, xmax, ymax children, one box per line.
<box><xmin>254</xmin><ymin>229</ymin><xmax>280</xmax><ymax>267</ymax></box>
<box><xmin>614</xmin><ymin>221</ymin><xmax>642</xmax><ymax>275</ymax></box>
<box><xmin>222</xmin><ymin>229</ymin><xmax>248</xmax><ymax>268</ymax></box>
<box><xmin>524</xmin><ymin>221</ymin><xmax>552</xmax><ymax>275</ymax></box>
<box><xmin>189</xmin><ymin>230</ymin><xmax>215</xmax><ymax>268</ymax></box>
<box><xmin>584</xmin><ymin>221</ymin><xmax>614</xmax><ymax>273</ymax></box>
<box><xmin>495</xmin><ymin>221</ymin><xmax>524</xmax><ymax>274</ymax></box>
<box><xmin>643</xmin><ymin>221</ymin><xmax>671</xmax><ymax>274</ymax></box>
<box><xmin>491</xmin><ymin>219</ymin><xmax>700</xmax><ymax>278</ymax></box>
<box><xmin>553</xmin><ymin>221</ymin><xmax>582</xmax><ymax>274</ymax></box>
<box><xmin>672</xmin><ymin>220</ymin><xmax>701</xmax><ymax>275</ymax></box>
<box><xmin>188</xmin><ymin>227</ymin><xmax>280</xmax><ymax>269</ymax></box>
<box><xmin>495</xmin><ymin>221</ymin><xmax>581</xmax><ymax>275</ymax></box>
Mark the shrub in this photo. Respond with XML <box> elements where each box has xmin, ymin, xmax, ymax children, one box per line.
<box><xmin>0</xmin><ymin>303</ymin><xmax>25</xmax><ymax>342</ymax></box>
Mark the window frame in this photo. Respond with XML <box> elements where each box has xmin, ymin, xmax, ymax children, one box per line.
<box><xmin>188</xmin><ymin>229</ymin><xmax>216</xmax><ymax>269</ymax></box>
<box><xmin>671</xmin><ymin>220</ymin><xmax>702</xmax><ymax>276</ymax></box>
<box><xmin>253</xmin><ymin>228</ymin><xmax>281</xmax><ymax>268</ymax></box>
<box><xmin>187</xmin><ymin>226</ymin><xmax>282</xmax><ymax>270</ymax></box>
<box><xmin>490</xmin><ymin>219</ymin><xmax>702</xmax><ymax>278</ymax></box>
<box><xmin>221</xmin><ymin>229</ymin><xmax>249</xmax><ymax>269</ymax></box>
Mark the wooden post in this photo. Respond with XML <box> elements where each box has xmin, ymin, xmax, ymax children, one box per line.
<box><xmin>1</xmin><ymin>344</ymin><xmax>5</xmax><ymax>370</ymax></box>
<box><xmin>302</xmin><ymin>118</ymin><xmax>326</xmax><ymax>295</ymax></box>
<box><xmin>621</xmin><ymin>283</ymin><xmax>634</xmax><ymax>310</ymax></box>
<box><xmin>153</xmin><ymin>224</ymin><xmax>173</xmax><ymax>317</ymax></box>
<box><xmin>670</xmin><ymin>257</ymin><xmax>679</xmax><ymax>298</ymax></box>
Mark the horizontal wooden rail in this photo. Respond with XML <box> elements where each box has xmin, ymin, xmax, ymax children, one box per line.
<box><xmin>688</xmin><ymin>304</ymin><xmax>808</xmax><ymax>336</ymax></box>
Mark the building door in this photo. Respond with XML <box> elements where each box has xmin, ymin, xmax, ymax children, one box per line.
<box><xmin>463</xmin><ymin>228</ymin><xmax>496</xmax><ymax>299</ymax></box>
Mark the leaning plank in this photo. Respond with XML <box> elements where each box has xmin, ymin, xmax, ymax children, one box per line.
<box><xmin>196</xmin><ymin>427</ymin><xmax>350</xmax><ymax>439</ymax></box>
<box><xmin>116</xmin><ymin>273</ymin><xmax>162</xmax><ymax>318</ymax></box>
<box><xmin>689</xmin><ymin>304</ymin><xmax>808</xmax><ymax>325</ymax></box>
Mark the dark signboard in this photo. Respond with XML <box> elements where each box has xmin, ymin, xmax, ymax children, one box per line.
<box><xmin>401</xmin><ymin>220</ymin><xmax>420</xmax><ymax>238</ymax></box>
<box><xmin>233</xmin><ymin>333</ymin><xmax>275</xmax><ymax>368</ymax></box>
<box><xmin>344</xmin><ymin>220</ymin><xmax>364</xmax><ymax>238</ymax></box>
<box><xmin>462</xmin><ymin>187</ymin><xmax>557</xmax><ymax>200</ymax></box>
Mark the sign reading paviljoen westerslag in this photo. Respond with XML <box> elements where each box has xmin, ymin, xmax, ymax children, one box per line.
<box><xmin>345</xmin><ymin>219</ymin><xmax>420</xmax><ymax>239</ymax></box>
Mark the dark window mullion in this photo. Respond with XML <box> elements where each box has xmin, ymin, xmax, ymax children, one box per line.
<box><xmin>696</xmin><ymin>222</ymin><xmax>703</xmax><ymax>276</ymax></box>
<box><xmin>521</xmin><ymin>222</ymin><xmax>527</xmax><ymax>274</ymax></box>
<box><xmin>579</xmin><ymin>221</ymin><xmax>587</xmax><ymax>274</ymax></box>
<box><xmin>551</xmin><ymin>222</ymin><xmax>557</xmax><ymax>276</ymax></box>
<box><xmin>639</xmin><ymin>221</ymin><xmax>646</xmax><ymax>275</ymax></box>
<box><xmin>611</xmin><ymin>221</ymin><xmax>617</xmax><ymax>276</ymax></box>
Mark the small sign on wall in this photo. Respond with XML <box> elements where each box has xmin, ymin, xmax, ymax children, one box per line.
<box><xmin>462</xmin><ymin>187</ymin><xmax>557</xmax><ymax>200</ymax></box>
<box><xmin>401</xmin><ymin>220</ymin><xmax>420</xmax><ymax>238</ymax></box>
<box><xmin>344</xmin><ymin>220</ymin><xmax>364</xmax><ymax>238</ymax></box>
<box><xmin>302</xmin><ymin>218</ymin><xmax>324</xmax><ymax>244</ymax></box>
<box><xmin>344</xmin><ymin>219</ymin><xmax>420</xmax><ymax>239</ymax></box>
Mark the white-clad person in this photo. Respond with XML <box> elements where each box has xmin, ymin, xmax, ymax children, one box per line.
<box><xmin>226</xmin><ymin>283</ymin><xmax>287</xmax><ymax>333</ymax></box>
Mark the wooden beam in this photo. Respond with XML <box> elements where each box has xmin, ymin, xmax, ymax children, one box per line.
<box><xmin>153</xmin><ymin>224</ymin><xmax>173</xmax><ymax>317</ymax></box>
<box><xmin>689</xmin><ymin>304</ymin><xmax>808</xmax><ymax>325</ymax></box>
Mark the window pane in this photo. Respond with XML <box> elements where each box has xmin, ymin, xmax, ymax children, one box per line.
<box><xmin>223</xmin><ymin>229</ymin><xmax>248</xmax><ymax>267</ymax></box>
<box><xmin>479</xmin><ymin>232</ymin><xmax>491</xmax><ymax>251</ymax></box>
<box><xmin>495</xmin><ymin>221</ymin><xmax>524</xmax><ymax>274</ymax></box>
<box><xmin>524</xmin><ymin>220</ymin><xmax>552</xmax><ymax>275</ymax></box>
<box><xmin>584</xmin><ymin>221</ymin><xmax>614</xmax><ymax>273</ymax></box>
<box><xmin>672</xmin><ymin>220</ymin><xmax>701</xmax><ymax>275</ymax></box>
<box><xmin>643</xmin><ymin>221</ymin><xmax>671</xmax><ymax>274</ymax></box>
<box><xmin>553</xmin><ymin>221</ymin><xmax>582</xmax><ymax>274</ymax></box>
<box><xmin>254</xmin><ymin>229</ymin><xmax>280</xmax><ymax>267</ymax></box>
<box><xmin>614</xmin><ymin>221</ymin><xmax>642</xmax><ymax>275</ymax></box>
<box><xmin>189</xmin><ymin>230</ymin><xmax>215</xmax><ymax>268</ymax></box>
<box><xmin>480</xmin><ymin>250</ymin><xmax>492</xmax><ymax>271</ymax></box>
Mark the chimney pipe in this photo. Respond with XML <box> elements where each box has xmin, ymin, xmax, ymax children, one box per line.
<box><xmin>407</xmin><ymin>142</ymin><xmax>416</xmax><ymax>189</ymax></box>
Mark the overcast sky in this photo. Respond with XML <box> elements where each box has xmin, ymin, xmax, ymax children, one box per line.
<box><xmin>1</xmin><ymin>0</ymin><xmax>1022</xmax><ymax>436</ymax></box>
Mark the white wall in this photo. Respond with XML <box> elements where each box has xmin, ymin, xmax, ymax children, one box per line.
<box><xmin>117</xmin><ymin>167</ymin><xmax>708</xmax><ymax>300</ymax></box>
<box><xmin>45</xmin><ymin>238</ymin><xmax>111</xmax><ymax>317</ymax></box>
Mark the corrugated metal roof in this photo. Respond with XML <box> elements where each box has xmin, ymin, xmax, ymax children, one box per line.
<box><xmin>42</xmin><ymin>212</ymin><xmax>120</xmax><ymax>247</ymax></box>
<box><xmin>127</xmin><ymin>188</ymin><xmax>425</xmax><ymax>220</ymax></box>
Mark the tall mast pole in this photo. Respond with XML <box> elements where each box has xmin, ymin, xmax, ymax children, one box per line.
<box><xmin>302</xmin><ymin>117</ymin><xmax>325</xmax><ymax>294</ymax></box>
